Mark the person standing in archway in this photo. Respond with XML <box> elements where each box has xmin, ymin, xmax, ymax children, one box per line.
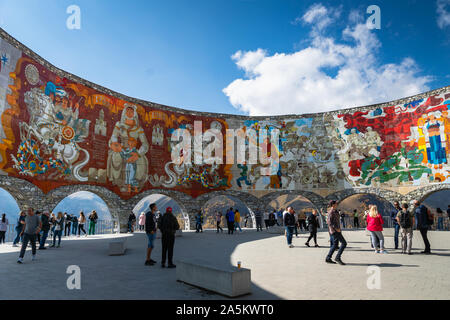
<box><xmin>159</xmin><ymin>207</ymin><xmax>179</xmax><ymax>268</ymax></box>
<box><xmin>390</xmin><ymin>201</ymin><xmax>402</xmax><ymax>250</ymax></box>
<box><xmin>226</xmin><ymin>208</ymin><xmax>235</xmax><ymax>235</ymax></box>
<box><xmin>0</xmin><ymin>214</ymin><xmax>8</xmax><ymax>244</ymax></box>
<box><xmin>38</xmin><ymin>211</ymin><xmax>50</xmax><ymax>250</ymax></box>
<box><xmin>88</xmin><ymin>210</ymin><xmax>98</xmax><ymax>235</ymax></box>
<box><xmin>128</xmin><ymin>212</ymin><xmax>136</xmax><ymax>233</ymax></box>
<box><xmin>78</xmin><ymin>212</ymin><xmax>87</xmax><ymax>236</ymax></box>
<box><xmin>216</xmin><ymin>211</ymin><xmax>223</xmax><ymax>233</ymax></box>
<box><xmin>138</xmin><ymin>212</ymin><xmax>145</xmax><ymax>231</ymax></box>
<box><xmin>51</xmin><ymin>212</ymin><xmax>64</xmax><ymax>248</ymax></box>
<box><xmin>254</xmin><ymin>209</ymin><xmax>263</xmax><ymax>232</ymax></box>
<box><xmin>353</xmin><ymin>209</ymin><xmax>360</xmax><ymax>229</ymax></box>
<box><xmin>234</xmin><ymin>209</ymin><xmax>242</xmax><ymax>232</ymax></box>
<box><xmin>145</xmin><ymin>203</ymin><xmax>158</xmax><ymax>266</ymax></box>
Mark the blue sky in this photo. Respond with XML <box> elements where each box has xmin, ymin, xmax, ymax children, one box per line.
<box><xmin>0</xmin><ymin>0</ymin><xmax>449</xmax><ymax>115</ymax></box>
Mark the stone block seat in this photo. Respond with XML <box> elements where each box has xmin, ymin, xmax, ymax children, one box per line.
<box><xmin>176</xmin><ymin>260</ymin><xmax>251</xmax><ymax>298</ymax></box>
<box><xmin>108</xmin><ymin>237</ymin><xmax>127</xmax><ymax>256</ymax></box>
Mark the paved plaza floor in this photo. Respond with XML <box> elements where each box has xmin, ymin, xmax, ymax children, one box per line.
<box><xmin>0</xmin><ymin>229</ymin><xmax>449</xmax><ymax>300</ymax></box>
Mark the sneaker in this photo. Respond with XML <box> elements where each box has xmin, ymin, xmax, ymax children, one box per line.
<box><xmin>375</xmin><ymin>250</ymin><xmax>379</xmax><ymax>253</ymax></box>
<box><xmin>305</xmin><ymin>242</ymin><xmax>310</xmax><ymax>247</ymax></box>
<box><xmin>315</xmin><ymin>244</ymin><xmax>320</xmax><ymax>248</ymax></box>
<box><xmin>144</xmin><ymin>260</ymin><xmax>153</xmax><ymax>266</ymax></box>
<box><xmin>325</xmin><ymin>258</ymin><xmax>336</xmax><ymax>264</ymax></box>
<box><xmin>32</xmin><ymin>255</ymin><xmax>36</xmax><ymax>261</ymax></box>
<box><xmin>161</xmin><ymin>263</ymin><xmax>166</xmax><ymax>268</ymax></box>
<box><xmin>56</xmin><ymin>245</ymin><xmax>60</xmax><ymax>248</ymax></box>
<box><xmin>17</xmin><ymin>258</ymin><xmax>23</xmax><ymax>264</ymax></box>
<box><xmin>12</xmin><ymin>244</ymin><xmax>18</xmax><ymax>247</ymax></box>
<box><xmin>168</xmin><ymin>264</ymin><xmax>176</xmax><ymax>269</ymax></box>
<box><xmin>289</xmin><ymin>244</ymin><xmax>294</xmax><ymax>248</ymax></box>
<box><xmin>335</xmin><ymin>259</ymin><xmax>346</xmax><ymax>265</ymax></box>
<box><xmin>149</xmin><ymin>259</ymin><xmax>157</xmax><ymax>264</ymax></box>
<box><xmin>380</xmin><ymin>250</ymin><xmax>388</xmax><ymax>254</ymax></box>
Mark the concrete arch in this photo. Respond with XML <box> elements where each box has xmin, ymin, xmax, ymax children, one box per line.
<box><xmin>259</xmin><ymin>190</ymin><xmax>327</xmax><ymax>213</ymax></box>
<box><xmin>325</xmin><ymin>188</ymin><xmax>404</xmax><ymax>206</ymax></box>
<box><xmin>404</xmin><ymin>184</ymin><xmax>450</xmax><ymax>204</ymax></box>
<box><xmin>195</xmin><ymin>190</ymin><xmax>261</xmax><ymax>228</ymax></box>
<box><xmin>128</xmin><ymin>189</ymin><xmax>193</xmax><ymax>230</ymax></box>
<box><xmin>45</xmin><ymin>185</ymin><xmax>124</xmax><ymax>228</ymax></box>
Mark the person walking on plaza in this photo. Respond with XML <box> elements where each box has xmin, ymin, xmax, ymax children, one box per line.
<box><xmin>234</xmin><ymin>209</ymin><xmax>242</xmax><ymax>232</ymax></box>
<box><xmin>326</xmin><ymin>200</ymin><xmax>347</xmax><ymax>265</ymax></box>
<box><xmin>78</xmin><ymin>212</ymin><xmax>87</xmax><ymax>236</ymax></box>
<box><xmin>367</xmin><ymin>205</ymin><xmax>387</xmax><ymax>253</ymax></box>
<box><xmin>339</xmin><ymin>210</ymin><xmax>346</xmax><ymax>229</ymax></box>
<box><xmin>284</xmin><ymin>207</ymin><xmax>296</xmax><ymax>248</ymax></box>
<box><xmin>38</xmin><ymin>211</ymin><xmax>50</xmax><ymax>250</ymax></box>
<box><xmin>414</xmin><ymin>200</ymin><xmax>432</xmax><ymax>254</ymax></box>
<box><xmin>64</xmin><ymin>213</ymin><xmax>72</xmax><ymax>237</ymax></box>
<box><xmin>51</xmin><ymin>212</ymin><xmax>64</xmax><ymax>248</ymax></box>
<box><xmin>159</xmin><ymin>207</ymin><xmax>180</xmax><ymax>268</ymax></box>
<box><xmin>13</xmin><ymin>211</ymin><xmax>26</xmax><ymax>247</ymax></box>
<box><xmin>138</xmin><ymin>212</ymin><xmax>145</xmax><ymax>231</ymax></box>
<box><xmin>436</xmin><ymin>208</ymin><xmax>444</xmax><ymax>231</ymax></box>
<box><xmin>396</xmin><ymin>203</ymin><xmax>415</xmax><ymax>255</ymax></box>
<box><xmin>128</xmin><ymin>212</ymin><xmax>136</xmax><ymax>233</ymax></box>
<box><xmin>297</xmin><ymin>211</ymin><xmax>307</xmax><ymax>231</ymax></box>
<box><xmin>216</xmin><ymin>211</ymin><xmax>223</xmax><ymax>233</ymax></box>
<box><xmin>255</xmin><ymin>209</ymin><xmax>263</xmax><ymax>231</ymax></box>
<box><xmin>353</xmin><ymin>209</ymin><xmax>360</xmax><ymax>229</ymax></box>
<box><xmin>305</xmin><ymin>209</ymin><xmax>320</xmax><ymax>247</ymax></box>
<box><xmin>226</xmin><ymin>208</ymin><xmax>235</xmax><ymax>235</ymax></box>
<box><xmin>195</xmin><ymin>211</ymin><xmax>203</xmax><ymax>233</ymax></box>
<box><xmin>17</xmin><ymin>208</ymin><xmax>41</xmax><ymax>264</ymax></box>
<box><xmin>0</xmin><ymin>213</ymin><xmax>8</xmax><ymax>244</ymax></box>
<box><xmin>293</xmin><ymin>210</ymin><xmax>299</xmax><ymax>237</ymax></box>
<box><xmin>144</xmin><ymin>203</ymin><xmax>158</xmax><ymax>266</ymax></box>
<box><xmin>88</xmin><ymin>210</ymin><xmax>98</xmax><ymax>235</ymax></box>
<box><xmin>390</xmin><ymin>201</ymin><xmax>402</xmax><ymax>249</ymax></box>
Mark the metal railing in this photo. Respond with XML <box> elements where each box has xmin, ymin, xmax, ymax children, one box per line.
<box><xmin>3</xmin><ymin>219</ymin><xmax>117</xmax><ymax>243</ymax></box>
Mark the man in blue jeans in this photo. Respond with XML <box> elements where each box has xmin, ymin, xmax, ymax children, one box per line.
<box><xmin>144</xmin><ymin>203</ymin><xmax>158</xmax><ymax>266</ymax></box>
<box><xmin>326</xmin><ymin>200</ymin><xmax>347</xmax><ymax>265</ymax></box>
<box><xmin>391</xmin><ymin>201</ymin><xmax>402</xmax><ymax>249</ymax></box>
<box><xmin>284</xmin><ymin>207</ymin><xmax>296</xmax><ymax>248</ymax></box>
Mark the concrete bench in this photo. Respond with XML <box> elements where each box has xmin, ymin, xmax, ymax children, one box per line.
<box><xmin>108</xmin><ymin>238</ymin><xmax>127</xmax><ymax>256</ymax></box>
<box><xmin>176</xmin><ymin>260</ymin><xmax>251</xmax><ymax>298</ymax></box>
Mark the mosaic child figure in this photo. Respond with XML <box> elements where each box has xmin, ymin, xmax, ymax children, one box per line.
<box><xmin>120</xmin><ymin>137</ymin><xmax>139</xmax><ymax>193</ymax></box>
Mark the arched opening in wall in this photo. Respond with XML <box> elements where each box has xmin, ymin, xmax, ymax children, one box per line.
<box><xmin>0</xmin><ymin>187</ymin><xmax>21</xmax><ymax>242</ymax></box>
<box><xmin>200</xmin><ymin>195</ymin><xmax>254</xmax><ymax>230</ymax></box>
<box><xmin>133</xmin><ymin>194</ymin><xmax>190</xmax><ymax>231</ymax></box>
<box><xmin>53</xmin><ymin>191</ymin><xmax>115</xmax><ymax>235</ymax></box>
<box><xmin>267</xmin><ymin>194</ymin><xmax>321</xmax><ymax>228</ymax></box>
<box><xmin>337</xmin><ymin>194</ymin><xmax>395</xmax><ymax>229</ymax></box>
<box><xmin>422</xmin><ymin>189</ymin><xmax>450</xmax><ymax>231</ymax></box>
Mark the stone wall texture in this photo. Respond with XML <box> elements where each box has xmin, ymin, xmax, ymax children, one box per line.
<box><xmin>0</xmin><ymin>27</ymin><xmax>449</xmax><ymax>230</ymax></box>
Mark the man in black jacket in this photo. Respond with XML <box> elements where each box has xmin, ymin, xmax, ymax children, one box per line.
<box><xmin>159</xmin><ymin>207</ymin><xmax>180</xmax><ymax>268</ymax></box>
<box><xmin>284</xmin><ymin>207</ymin><xmax>296</xmax><ymax>248</ymax></box>
<box><xmin>39</xmin><ymin>211</ymin><xmax>51</xmax><ymax>250</ymax></box>
<box><xmin>144</xmin><ymin>203</ymin><xmax>158</xmax><ymax>266</ymax></box>
<box><xmin>305</xmin><ymin>209</ymin><xmax>320</xmax><ymax>247</ymax></box>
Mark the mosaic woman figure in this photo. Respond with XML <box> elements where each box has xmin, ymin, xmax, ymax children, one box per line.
<box><xmin>107</xmin><ymin>104</ymin><xmax>149</xmax><ymax>192</ymax></box>
<box><xmin>421</xmin><ymin>112</ymin><xmax>447</xmax><ymax>169</ymax></box>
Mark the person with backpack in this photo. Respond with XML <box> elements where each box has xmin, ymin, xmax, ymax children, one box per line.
<box><xmin>413</xmin><ymin>200</ymin><xmax>432</xmax><ymax>254</ymax></box>
<box><xmin>158</xmin><ymin>207</ymin><xmax>179</xmax><ymax>268</ymax></box>
<box><xmin>254</xmin><ymin>209</ymin><xmax>263</xmax><ymax>231</ymax></box>
<box><xmin>144</xmin><ymin>203</ymin><xmax>158</xmax><ymax>266</ymax></box>
<box><xmin>88</xmin><ymin>210</ymin><xmax>98</xmax><ymax>235</ymax></box>
<box><xmin>396</xmin><ymin>203</ymin><xmax>415</xmax><ymax>255</ymax></box>
<box><xmin>305</xmin><ymin>209</ymin><xmax>320</xmax><ymax>247</ymax></box>
<box><xmin>64</xmin><ymin>213</ymin><xmax>72</xmax><ymax>237</ymax></box>
<box><xmin>13</xmin><ymin>211</ymin><xmax>26</xmax><ymax>247</ymax></box>
<box><xmin>225</xmin><ymin>208</ymin><xmax>235</xmax><ymax>234</ymax></box>
<box><xmin>71</xmin><ymin>214</ymin><xmax>78</xmax><ymax>236</ymax></box>
<box><xmin>390</xmin><ymin>201</ymin><xmax>402</xmax><ymax>249</ymax></box>
<box><xmin>38</xmin><ymin>211</ymin><xmax>51</xmax><ymax>249</ymax></box>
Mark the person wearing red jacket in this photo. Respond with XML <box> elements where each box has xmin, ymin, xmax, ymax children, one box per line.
<box><xmin>366</xmin><ymin>205</ymin><xmax>387</xmax><ymax>254</ymax></box>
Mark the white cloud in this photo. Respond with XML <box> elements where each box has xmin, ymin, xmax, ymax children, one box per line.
<box><xmin>437</xmin><ymin>0</ymin><xmax>450</xmax><ymax>29</ymax></box>
<box><xmin>223</xmin><ymin>3</ymin><xmax>432</xmax><ymax>116</ymax></box>
<box><xmin>67</xmin><ymin>191</ymin><xmax>97</xmax><ymax>201</ymax></box>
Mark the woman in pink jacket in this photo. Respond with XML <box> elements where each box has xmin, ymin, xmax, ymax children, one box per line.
<box><xmin>138</xmin><ymin>212</ymin><xmax>146</xmax><ymax>232</ymax></box>
<box><xmin>366</xmin><ymin>205</ymin><xmax>387</xmax><ymax>254</ymax></box>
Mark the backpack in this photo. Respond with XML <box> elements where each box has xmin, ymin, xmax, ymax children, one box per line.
<box><xmin>398</xmin><ymin>210</ymin><xmax>411</xmax><ymax>229</ymax></box>
<box><xmin>426</xmin><ymin>208</ymin><xmax>434</xmax><ymax>226</ymax></box>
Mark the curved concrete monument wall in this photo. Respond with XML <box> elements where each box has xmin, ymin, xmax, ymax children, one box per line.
<box><xmin>0</xmin><ymin>27</ymin><xmax>449</xmax><ymax>228</ymax></box>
